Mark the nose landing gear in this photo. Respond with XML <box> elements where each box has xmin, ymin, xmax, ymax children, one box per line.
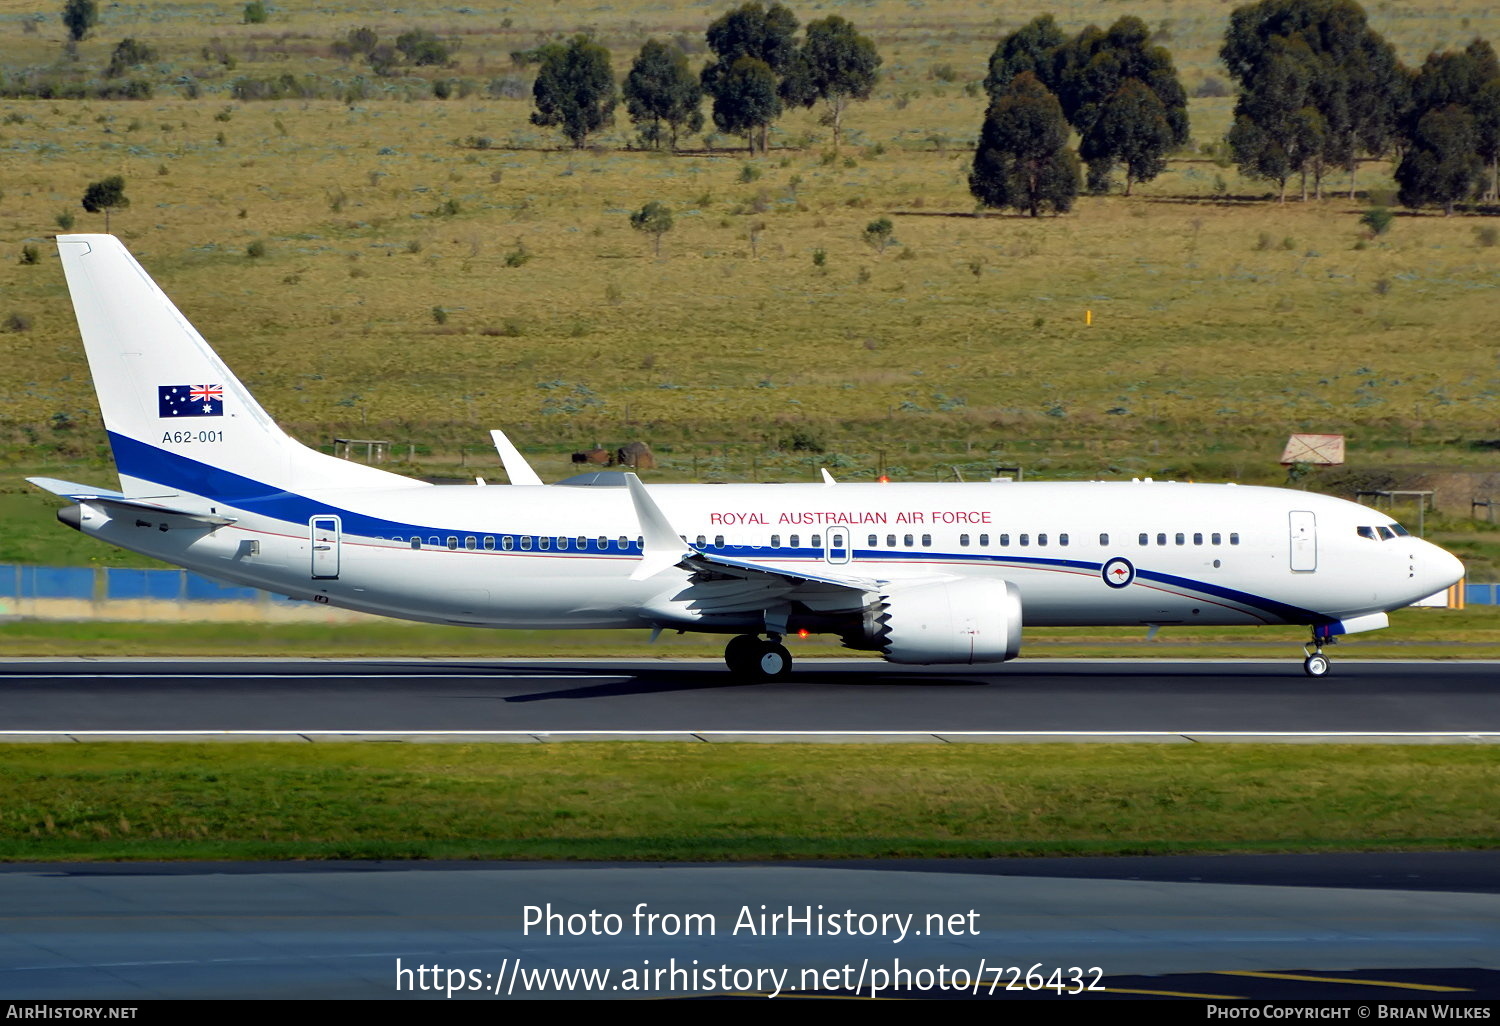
<box><xmin>725</xmin><ymin>633</ymin><xmax>793</xmax><ymax>680</ymax></box>
<box><xmin>1302</xmin><ymin>624</ymin><xmax>1336</xmax><ymax>677</ymax></box>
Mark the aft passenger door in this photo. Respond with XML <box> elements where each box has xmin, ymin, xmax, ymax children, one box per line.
<box><xmin>1289</xmin><ymin>511</ymin><xmax>1317</xmax><ymax>572</ymax></box>
<box><xmin>310</xmin><ymin>515</ymin><xmax>341</xmax><ymax>579</ymax></box>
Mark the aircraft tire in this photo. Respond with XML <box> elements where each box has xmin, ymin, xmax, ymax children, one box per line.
<box><xmin>1303</xmin><ymin>653</ymin><xmax>1330</xmax><ymax>677</ymax></box>
<box><xmin>724</xmin><ymin>634</ymin><xmax>763</xmax><ymax>676</ymax></box>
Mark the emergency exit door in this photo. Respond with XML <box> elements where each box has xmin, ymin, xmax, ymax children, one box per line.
<box><xmin>1289</xmin><ymin>511</ymin><xmax>1317</xmax><ymax>572</ymax></box>
<box><xmin>310</xmin><ymin>515</ymin><xmax>341</xmax><ymax>579</ymax></box>
<box><xmin>825</xmin><ymin>528</ymin><xmax>851</xmax><ymax>565</ymax></box>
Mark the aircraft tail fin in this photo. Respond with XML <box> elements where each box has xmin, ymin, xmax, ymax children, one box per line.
<box><xmin>55</xmin><ymin>235</ymin><xmax>419</xmax><ymax>500</ymax></box>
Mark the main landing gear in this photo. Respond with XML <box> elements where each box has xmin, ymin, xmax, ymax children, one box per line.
<box><xmin>1302</xmin><ymin>625</ymin><xmax>1336</xmax><ymax>677</ymax></box>
<box><xmin>725</xmin><ymin>633</ymin><xmax>793</xmax><ymax>680</ymax></box>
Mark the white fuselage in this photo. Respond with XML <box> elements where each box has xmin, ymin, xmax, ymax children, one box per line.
<box><xmin>74</xmin><ymin>477</ymin><xmax>1460</xmax><ymax>633</ymax></box>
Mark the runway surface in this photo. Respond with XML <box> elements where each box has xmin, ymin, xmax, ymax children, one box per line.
<box><xmin>1</xmin><ymin>659</ymin><xmax>1498</xmax><ymax>738</ymax></box>
<box><xmin>1</xmin><ymin>853</ymin><xmax>1497</xmax><ymax>1000</ymax></box>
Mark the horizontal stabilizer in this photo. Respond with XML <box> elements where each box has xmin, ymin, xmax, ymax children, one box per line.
<box><xmin>26</xmin><ymin>476</ymin><xmax>126</xmax><ymax>501</ymax></box>
<box><xmin>30</xmin><ymin>479</ymin><xmax>235</xmax><ymax>528</ymax></box>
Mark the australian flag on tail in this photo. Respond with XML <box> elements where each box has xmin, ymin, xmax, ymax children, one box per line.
<box><xmin>158</xmin><ymin>384</ymin><xmax>224</xmax><ymax>418</ymax></box>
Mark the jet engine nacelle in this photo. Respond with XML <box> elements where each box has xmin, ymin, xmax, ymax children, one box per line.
<box><xmin>873</xmin><ymin>578</ymin><xmax>1022</xmax><ymax>665</ymax></box>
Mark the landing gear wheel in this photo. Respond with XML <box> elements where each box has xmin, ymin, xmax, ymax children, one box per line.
<box><xmin>724</xmin><ymin>634</ymin><xmax>762</xmax><ymax>676</ymax></box>
<box><xmin>724</xmin><ymin>635</ymin><xmax>793</xmax><ymax>679</ymax></box>
<box><xmin>757</xmin><ymin>641</ymin><xmax>792</xmax><ymax>680</ymax></box>
<box><xmin>1303</xmin><ymin>653</ymin><xmax>1330</xmax><ymax>677</ymax></box>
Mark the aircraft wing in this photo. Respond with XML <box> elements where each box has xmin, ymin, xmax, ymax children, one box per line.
<box><xmin>620</xmin><ymin>472</ymin><xmax>956</xmax><ymax>601</ymax></box>
<box><xmin>682</xmin><ymin>549</ymin><xmax>887</xmax><ymax>592</ymax></box>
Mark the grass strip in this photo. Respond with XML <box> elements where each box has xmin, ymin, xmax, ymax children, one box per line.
<box><xmin>1</xmin><ymin>742</ymin><xmax>1495</xmax><ymax>862</ymax></box>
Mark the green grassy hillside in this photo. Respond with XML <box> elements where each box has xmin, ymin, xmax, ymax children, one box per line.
<box><xmin>0</xmin><ymin>1</ymin><xmax>1496</xmax><ymax>560</ymax></box>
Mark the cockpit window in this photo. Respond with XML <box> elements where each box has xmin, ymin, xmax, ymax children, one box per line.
<box><xmin>1357</xmin><ymin>526</ymin><xmax>1377</xmax><ymax>540</ymax></box>
<box><xmin>1390</xmin><ymin>523</ymin><xmax>1410</xmax><ymax>537</ymax></box>
<box><xmin>1376</xmin><ymin>526</ymin><xmax>1395</xmax><ymax>540</ymax></box>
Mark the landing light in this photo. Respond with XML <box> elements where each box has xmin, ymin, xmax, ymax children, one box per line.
<box><xmin>797</xmin><ymin>629</ymin><xmax>810</xmax><ymax>639</ymax></box>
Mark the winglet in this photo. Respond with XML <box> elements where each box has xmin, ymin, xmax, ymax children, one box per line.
<box><xmin>489</xmin><ymin>429</ymin><xmax>544</xmax><ymax>486</ymax></box>
<box><xmin>623</xmin><ymin>473</ymin><xmax>693</xmax><ymax>581</ymax></box>
<box><xmin>820</xmin><ymin>467</ymin><xmax>836</xmax><ymax>485</ymax></box>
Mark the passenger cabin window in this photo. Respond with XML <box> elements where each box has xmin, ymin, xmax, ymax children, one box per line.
<box><xmin>1037</xmin><ymin>533</ymin><xmax>1048</xmax><ymax>546</ymax></box>
<box><xmin>1059</xmin><ymin>533</ymin><xmax>1069</xmax><ymax>547</ymax></box>
<box><xmin>1175</xmin><ymin>533</ymin><xmax>1185</xmax><ymax>546</ymax></box>
<box><xmin>410</xmin><ymin>538</ymin><xmax>421</xmax><ymax>550</ymax></box>
<box><xmin>920</xmin><ymin>534</ymin><xmax>931</xmax><ymax>547</ymax></box>
<box><xmin>447</xmin><ymin>536</ymin><xmax>458</xmax><ymax>550</ymax></box>
<box><xmin>520</xmin><ymin>536</ymin><xmax>532</xmax><ymax>551</ymax></box>
<box><xmin>789</xmin><ymin>534</ymin><xmax>800</xmax><ymax>547</ymax></box>
<box><xmin>714</xmin><ymin>534</ymin><xmax>725</xmax><ymax>548</ymax></box>
<box><xmin>886</xmin><ymin>534</ymin><xmax>896</xmax><ymax>547</ymax></box>
<box><xmin>696</xmin><ymin>535</ymin><xmax>706</xmax><ymax>547</ymax></box>
<box><xmin>618</xmin><ymin>536</ymin><xmax>629</xmax><ymax>550</ymax></box>
<box><xmin>1211</xmin><ymin>533</ymin><xmax>1222</xmax><ymax>545</ymax></box>
<box><xmin>904</xmin><ymin>534</ymin><xmax>914</xmax><ymax>547</ymax></box>
<box><xmin>1193</xmin><ymin>533</ymin><xmax>1203</xmax><ymax>546</ymax></box>
<box><xmin>428</xmin><ymin>537</ymin><xmax>440</xmax><ymax>547</ymax></box>
<box><xmin>558</xmin><ymin>537</ymin><xmax>569</xmax><ymax>550</ymax></box>
<box><xmin>502</xmin><ymin>536</ymin><xmax>514</xmax><ymax>551</ymax></box>
<box><xmin>597</xmin><ymin>536</ymin><xmax>608</xmax><ymax>550</ymax></box>
<box><xmin>1000</xmin><ymin>534</ymin><xmax>1010</xmax><ymax>546</ymax></box>
<box><xmin>812</xmin><ymin>534</ymin><xmax>822</xmax><ymax>547</ymax></box>
<box><xmin>1099</xmin><ymin>533</ymin><xmax>1109</xmax><ymax>546</ymax></box>
<box><xmin>483</xmin><ymin>537</ymin><xmax>495</xmax><ymax>551</ymax></box>
<box><xmin>1156</xmin><ymin>533</ymin><xmax>1167</xmax><ymax>546</ymax></box>
<box><xmin>539</xmin><ymin>537</ymin><xmax>551</xmax><ymax>550</ymax></box>
<box><xmin>1019</xmin><ymin>534</ymin><xmax>1030</xmax><ymax>547</ymax></box>
<box><xmin>1229</xmin><ymin>533</ymin><xmax>1240</xmax><ymax>545</ymax></box>
<box><xmin>868</xmin><ymin>534</ymin><xmax>878</xmax><ymax>547</ymax></box>
<box><xmin>465</xmin><ymin>536</ymin><xmax>476</xmax><ymax>550</ymax></box>
<box><xmin>577</xmin><ymin>536</ymin><xmax>587</xmax><ymax>549</ymax></box>
<box><xmin>771</xmin><ymin>534</ymin><xmax>780</xmax><ymax>548</ymax></box>
<box><xmin>960</xmin><ymin>534</ymin><xmax>970</xmax><ymax>547</ymax></box>
<box><xmin>979</xmin><ymin>533</ymin><xmax>989</xmax><ymax>546</ymax></box>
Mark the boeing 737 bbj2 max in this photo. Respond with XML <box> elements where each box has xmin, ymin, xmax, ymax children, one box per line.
<box><xmin>31</xmin><ymin>235</ymin><xmax>1464</xmax><ymax>678</ymax></box>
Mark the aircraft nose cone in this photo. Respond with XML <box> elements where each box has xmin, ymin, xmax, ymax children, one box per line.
<box><xmin>1434</xmin><ymin>545</ymin><xmax>1465</xmax><ymax>590</ymax></box>
<box><xmin>1418</xmin><ymin>540</ymin><xmax>1464</xmax><ymax>595</ymax></box>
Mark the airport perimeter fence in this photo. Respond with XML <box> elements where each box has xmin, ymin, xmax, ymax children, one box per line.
<box><xmin>0</xmin><ymin>563</ymin><xmax>368</xmax><ymax>623</ymax></box>
<box><xmin>0</xmin><ymin>563</ymin><xmax>1493</xmax><ymax>624</ymax></box>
